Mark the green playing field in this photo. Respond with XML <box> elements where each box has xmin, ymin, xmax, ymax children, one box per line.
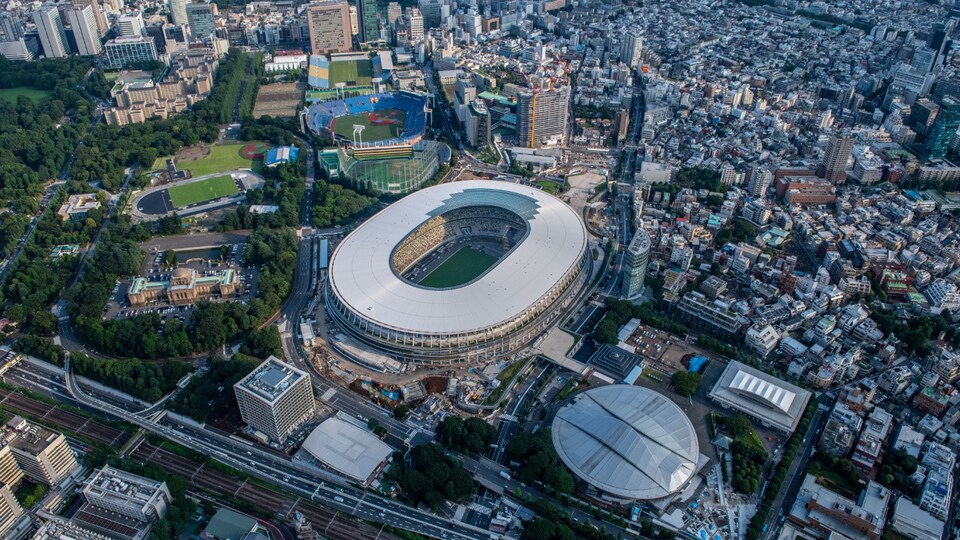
<box><xmin>332</xmin><ymin>109</ymin><xmax>406</xmax><ymax>143</ymax></box>
<box><xmin>168</xmin><ymin>175</ymin><xmax>239</xmax><ymax>208</ymax></box>
<box><xmin>329</xmin><ymin>58</ymin><xmax>373</xmax><ymax>85</ymax></box>
<box><xmin>419</xmin><ymin>247</ymin><xmax>499</xmax><ymax>288</ymax></box>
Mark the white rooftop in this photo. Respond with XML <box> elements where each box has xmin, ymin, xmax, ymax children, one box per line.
<box><xmin>327</xmin><ymin>181</ymin><xmax>587</xmax><ymax>335</ymax></box>
<box><xmin>709</xmin><ymin>361</ymin><xmax>812</xmax><ymax>433</ymax></box>
<box><xmin>302</xmin><ymin>418</ymin><xmax>392</xmax><ymax>483</ymax></box>
<box><xmin>551</xmin><ymin>385</ymin><xmax>699</xmax><ymax>500</ymax></box>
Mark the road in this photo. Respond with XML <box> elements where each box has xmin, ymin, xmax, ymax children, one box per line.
<box><xmin>491</xmin><ymin>359</ymin><xmax>547</xmax><ymax>463</ymax></box>
<box><xmin>761</xmin><ymin>394</ymin><xmax>833</xmax><ymax>540</ymax></box>
<box><xmin>57</xmin><ymin>358</ymin><xmax>494</xmax><ymax>540</ymax></box>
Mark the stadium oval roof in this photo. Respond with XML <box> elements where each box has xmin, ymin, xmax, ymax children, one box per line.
<box><xmin>552</xmin><ymin>385</ymin><xmax>700</xmax><ymax>501</ymax></box>
<box><xmin>327</xmin><ymin>180</ymin><xmax>587</xmax><ymax>336</ymax></box>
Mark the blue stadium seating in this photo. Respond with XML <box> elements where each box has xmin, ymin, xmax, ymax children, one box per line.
<box><xmin>306</xmin><ymin>92</ymin><xmax>427</xmax><ymax>146</ymax></box>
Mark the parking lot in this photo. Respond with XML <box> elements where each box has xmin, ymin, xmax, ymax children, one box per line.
<box><xmin>103</xmin><ymin>242</ymin><xmax>259</xmax><ymax>321</ymax></box>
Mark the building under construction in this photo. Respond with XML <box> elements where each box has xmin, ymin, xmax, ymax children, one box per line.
<box><xmin>517</xmin><ymin>85</ymin><xmax>570</xmax><ymax>148</ymax></box>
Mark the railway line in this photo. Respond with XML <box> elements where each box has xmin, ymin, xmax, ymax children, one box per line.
<box><xmin>0</xmin><ymin>387</ymin><xmax>129</xmax><ymax>448</ymax></box>
<box><xmin>129</xmin><ymin>440</ymin><xmax>392</xmax><ymax>540</ymax></box>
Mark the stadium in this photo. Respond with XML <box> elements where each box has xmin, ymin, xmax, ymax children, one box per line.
<box><xmin>306</xmin><ymin>91</ymin><xmax>428</xmax><ymax>149</ymax></box>
<box><xmin>552</xmin><ymin>385</ymin><xmax>703</xmax><ymax>504</ymax></box>
<box><xmin>306</xmin><ymin>90</ymin><xmax>441</xmax><ymax>194</ymax></box>
<box><xmin>325</xmin><ymin>181</ymin><xmax>589</xmax><ymax>366</ymax></box>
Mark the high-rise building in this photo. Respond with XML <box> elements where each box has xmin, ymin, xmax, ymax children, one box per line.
<box><xmin>746</xmin><ymin>166</ymin><xmax>772</xmax><ymax>198</ymax></box>
<box><xmin>357</xmin><ymin>0</ymin><xmax>380</xmax><ymax>43</ymax></box>
<box><xmin>306</xmin><ymin>1</ymin><xmax>352</xmax><ymax>54</ymax></box>
<box><xmin>621</xmin><ymin>32</ymin><xmax>642</xmax><ymax>69</ymax></box>
<box><xmin>234</xmin><ymin>356</ymin><xmax>315</xmax><ymax>443</ymax></box>
<box><xmin>0</xmin><ymin>13</ymin><xmax>35</xmax><ymax>61</ymax></box>
<box><xmin>348</xmin><ymin>5</ymin><xmax>359</xmax><ymax>35</ymax></box>
<box><xmin>621</xmin><ymin>228</ymin><xmax>651</xmax><ymax>299</ymax></box>
<box><xmin>465</xmin><ymin>99</ymin><xmax>491</xmax><ymax>148</ymax></box>
<box><xmin>386</xmin><ymin>2</ymin><xmax>403</xmax><ymax>26</ymax></box>
<box><xmin>186</xmin><ymin>2</ymin><xmax>215</xmax><ymax>39</ymax></box>
<box><xmin>104</xmin><ymin>35</ymin><xmax>159</xmax><ymax>68</ymax></box>
<box><xmin>170</xmin><ymin>0</ymin><xmax>189</xmax><ymax>26</ymax></box>
<box><xmin>71</xmin><ymin>0</ymin><xmax>108</xmax><ymax>36</ymax></box>
<box><xmin>6</xmin><ymin>421</ymin><xmax>79</xmax><ymax>486</ymax></box>
<box><xmin>0</xmin><ymin>482</ymin><xmax>23</xmax><ymax>538</ymax></box>
<box><xmin>117</xmin><ymin>12</ymin><xmax>146</xmax><ymax>37</ymax></box>
<box><xmin>923</xmin><ymin>96</ymin><xmax>960</xmax><ymax>161</ymax></box>
<box><xmin>405</xmin><ymin>7</ymin><xmax>423</xmax><ymax>42</ymax></box>
<box><xmin>517</xmin><ymin>85</ymin><xmax>570</xmax><ymax>148</ymax></box>
<box><xmin>817</xmin><ymin>132</ymin><xmax>854</xmax><ymax>183</ymax></box>
<box><xmin>64</xmin><ymin>5</ymin><xmax>102</xmax><ymax>55</ymax></box>
<box><xmin>33</xmin><ymin>4</ymin><xmax>68</xmax><ymax>58</ymax></box>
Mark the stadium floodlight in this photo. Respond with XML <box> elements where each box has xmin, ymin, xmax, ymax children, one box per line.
<box><xmin>353</xmin><ymin>124</ymin><xmax>365</xmax><ymax>147</ymax></box>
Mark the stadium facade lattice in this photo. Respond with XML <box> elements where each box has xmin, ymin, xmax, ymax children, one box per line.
<box><xmin>325</xmin><ymin>181</ymin><xmax>590</xmax><ymax>366</ymax></box>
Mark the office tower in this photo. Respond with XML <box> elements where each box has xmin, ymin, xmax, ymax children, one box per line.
<box><xmin>357</xmin><ymin>0</ymin><xmax>379</xmax><ymax>43</ymax></box>
<box><xmin>7</xmin><ymin>423</ymin><xmax>79</xmax><ymax>486</ymax></box>
<box><xmin>170</xmin><ymin>0</ymin><xmax>189</xmax><ymax>25</ymax></box>
<box><xmin>117</xmin><ymin>12</ymin><xmax>145</xmax><ymax>37</ymax></box>
<box><xmin>517</xmin><ymin>85</ymin><xmax>570</xmax><ymax>148</ymax></box>
<box><xmin>306</xmin><ymin>1</ymin><xmax>351</xmax><ymax>54</ymax></box>
<box><xmin>234</xmin><ymin>356</ymin><xmax>315</xmax><ymax>443</ymax></box>
<box><xmin>71</xmin><ymin>0</ymin><xmax>108</xmax><ymax>36</ymax></box>
<box><xmin>186</xmin><ymin>2</ymin><xmax>215</xmax><ymax>39</ymax></box>
<box><xmin>817</xmin><ymin>132</ymin><xmax>853</xmax><ymax>184</ymax></box>
<box><xmin>33</xmin><ymin>4</ymin><xmax>68</xmax><ymax>58</ymax></box>
<box><xmin>64</xmin><ymin>5</ymin><xmax>102</xmax><ymax>55</ymax></box>
<box><xmin>0</xmin><ymin>482</ymin><xmax>23</xmax><ymax>538</ymax></box>
<box><xmin>746</xmin><ymin>166</ymin><xmax>772</xmax><ymax>198</ymax></box>
<box><xmin>406</xmin><ymin>8</ymin><xmax>423</xmax><ymax>41</ymax></box>
<box><xmin>0</xmin><ymin>13</ymin><xmax>35</xmax><ymax>61</ymax></box>
<box><xmin>386</xmin><ymin>2</ymin><xmax>402</xmax><ymax>25</ymax></box>
<box><xmin>621</xmin><ymin>32</ymin><xmax>642</xmax><ymax>69</ymax></box>
<box><xmin>104</xmin><ymin>36</ymin><xmax>158</xmax><ymax>68</ymax></box>
<box><xmin>621</xmin><ymin>228</ymin><xmax>651</xmax><ymax>300</ymax></box>
<box><xmin>923</xmin><ymin>96</ymin><xmax>960</xmax><ymax>161</ymax></box>
<box><xmin>465</xmin><ymin>99</ymin><xmax>491</xmax><ymax>148</ymax></box>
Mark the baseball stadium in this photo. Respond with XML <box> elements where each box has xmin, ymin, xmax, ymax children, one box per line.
<box><xmin>325</xmin><ymin>181</ymin><xmax>590</xmax><ymax>366</ymax></box>
<box><xmin>307</xmin><ymin>90</ymin><xmax>441</xmax><ymax>194</ymax></box>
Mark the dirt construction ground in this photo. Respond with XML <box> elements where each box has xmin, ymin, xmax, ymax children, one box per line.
<box><xmin>253</xmin><ymin>82</ymin><xmax>304</xmax><ymax>119</ymax></box>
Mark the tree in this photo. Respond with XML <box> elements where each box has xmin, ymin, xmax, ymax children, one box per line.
<box><xmin>670</xmin><ymin>371</ymin><xmax>702</xmax><ymax>397</ymax></box>
<box><xmin>394</xmin><ymin>404</ymin><xmax>410</xmax><ymax>419</ymax></box>
<box><xmin>163</xmin><ymin>249</ymin><xmax>177</xmax><ymax>268</ymax></box>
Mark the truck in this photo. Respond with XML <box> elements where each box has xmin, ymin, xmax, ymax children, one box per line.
<box><xmin>499</xmin><ymin>471</ymin><xmax>511</xmax><ymax>481</ymax></box>
<box><xmin>334</xmin><ymin>496</ymin><xmax>345</xmax><ymax>503</ymax></box>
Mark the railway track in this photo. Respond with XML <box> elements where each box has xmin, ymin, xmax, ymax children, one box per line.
<box><xmin>0</xmin><ymin>388</ymin><xmax>129</xmax><ymax>448</ymax></box>
<box><xmin>130</xmin><ymin>441</ymin><xmax>393</xmax><ymax>540</ymax></box>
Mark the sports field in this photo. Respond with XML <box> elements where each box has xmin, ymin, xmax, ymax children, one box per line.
<box><xmin>329</xmin><ymin>58</ymin><xmax>373</xmax><ymax>86</ymax></box>
<box><xmin>0</xmin><ymin>87</ymin><xmax>52</xmax><ymax>104</ymax></box>
<box><xmin>419</xmin><ymin>247</ymin><xmax>498</xmax><ymax>288</ymax></box>
<box><xmin>177</xmin><ymin>143</ymin><xmax>266</xmax><ymax>177</ymax></box>
<box><xmin>332</xmin><ymin>109</ymin><xmax>406</xmax><ymax>143</ymax></box>
<box><xmin>168</xmin><ymin>175</ymin><xmax>239</xmax><ymax>208</ymax></box>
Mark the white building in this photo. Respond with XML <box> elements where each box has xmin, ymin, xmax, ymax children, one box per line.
<box><xmin>745</xmin><ymin>324</ymin><xmax>780</xmax><ymax>358</ymax></box>
<box><xmin>891</xmin><ymin>497</ymin><xmax>944</xmax><ymax>540</ymax></box>
<box><xmin>64</xmin><ymin>5</ymin><xmax>102</xmax><ymax>56</ymax></box>
<box><xmin>637</xmin><ymin>161</ymin><xmax>674</xmax><ymax>184</ymax></box>
<box><xmin>33</xmin><ymin>4</ymin><xmax>67</xmax><ymax>58</ymax></box>
<box><xmin>925</xmin><ymin>279</ymin><xmax>960</xmax><ymax>311</ymax></box>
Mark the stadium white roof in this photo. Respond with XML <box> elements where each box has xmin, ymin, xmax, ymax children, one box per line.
<box><xmin>552</xmin><ymin>385</ymin><xmax>700</xmax><ymax>501</ymax></box>
<box><xmin>327</xmin><ymin>181</ymin><xmax>587</xmax><ymax>335</ymax></box>
<box><xmin>708</xmin><ymin>361</ymin><xmax>812</xmax><ymax>433</ymax></box>
<box><xmin>302</xmin><ymin>418</ymin><xmax>393</xmax><ymax>483</ymax></box>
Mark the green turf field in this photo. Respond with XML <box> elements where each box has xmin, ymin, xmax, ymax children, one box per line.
<box><xmin>419</xmin><ymin>247</ymin><xmax>498</xmax><ymax>288</ymax></box>
<box><xmin>0</xmin><ymin>87</ymin><xmax>52</xmax><ymax>104</ymax></box>
<box><xmin>178</xmin><ymin>143</ymin><xmax>266</xmax><ymax>177</ymax></box>
<box><xmin>168</xmin><ymin>175</ymin><xmax>239</xmax><ymax>208</ymax></box>
<box><xmin>329</xmin><ymin>58</ymin><xmax>373</xmax><ymax>85</ymax></box>
<box><xmin>332</xmin><ymin>109</ymin><xmax>406</xmax><ymax>143</ymax></box>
